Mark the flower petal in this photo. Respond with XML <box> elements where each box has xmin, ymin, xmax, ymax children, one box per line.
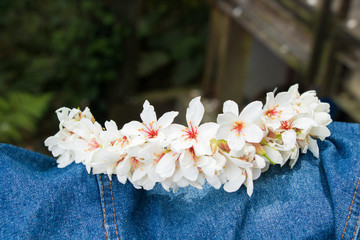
<box><xmin>245</xmin><ymin>168</ymin><xmax>254</xmax><ymax>196</ymax></box>
<box><xmin>281</xmin><ymin>130</ymin><xmax>297</xmax><ymax>150</ymax></box>
<box><xmin>292</xmin><ymin>117</ymin><xmax>317</xmax><ymax>130</ymax></box>
<box><xmin>217</xmin><ymin>112</ymin><xmax>237</xmax><ymax>125</ymax></box>
<box><xmin>243</xmin><ymin>124</ymin><xmax>263</xmax><ymax>143</ymax></box>
<box><xmin>223</xmin><ymin>174</ymin><xmax>246</xmax><ymax>192</ymax></box>
<box><xmin>132</xmin><ymin>167</ymin><xmax>148</xmax><ymax>182</ymax></box>
<box><xmin>310</xmin><ymin>126</ymin><xmax>330</xmax><ymax>140</ymax></box>
<box><xmin>156</xmin><ymin>152</ymin><xmax>177</xmax><ymax>178</ymax></box>
<box><xmin>193</xmin><ymin>138</ymin><xmax>212</xmax><ymax>156</ymax></box>
<box><xmin>198</xmin><ymin>122</ymin><xmax>219</xmax><ymax>139</ymax></box>
<box><xmin>180</xmin><ymin>150</ymin><xmax>199</xmax><ymax>181</ymax></box>
<box><xmin>228</xmin><ymin>136</ymin><xmax>245</xmax><ymax>152</ymax></box>
<box><xmin>206</xmin><ymin>175</ymin><xmax>221</xmax><ymax>189</ymax></box>
<box><xmin>121</xmin><ymin>121</ymin><xmax>143</xmax><ymax>137</ymax></box>
<box><xmin>239</xmin><ymin>101</ymin><xmax>263</xmax><ymax>123</ymax></box>
<box><xmin>186</xmin><ymin>96</ymin><xmax>204</xmax><ymax>127</ymax></box>
<box><xmin>158</xmin><ymin>111</ymin><xmax>179</xmax><ymax>129</ymax></box>
<box><xmin>116</xmin><ymin>157</ymin><xmax>131</xmax><ymax>177</ymax></box>
<box><xmin>263</xmin><ymin>146</ymin><xmax>283</xmax><ymax>165</ymax></box>
<box><xmin>216</xmin><ymin>123</ymin><xmax>234</xmax><ymax>141</ymax></box>
<box><xmin>140</xmin><ymin>100</ymin><xmax>157</xmax><ymax>125</ymax></box>
<box><xmin>162</xmin><ymin>123</ymin><xmax>184</xmax><ymax>140</ymax></box>
<box><xmin>308</xmin><ymin>136</ymin><xmax>319</xmax><ymax>158</ymax></box>
<box><xmin>223</xmin><ymin>100</ymin><xmax>239</xmax><ymax>116</ymax></box>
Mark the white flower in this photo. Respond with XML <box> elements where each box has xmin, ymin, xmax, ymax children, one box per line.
<box><xmin>197</xmin><ymin>152</ymin><xmax>226</xmax><ymax>189</ymax></box>
<box><xmin>262</xmin><ymin>91</ymin><xmax>295</xmax><ymax>130</ymax></box>
<box><xmin>121</xmin><ymin>100</ymin><xmax>178</xmax><ymax>145</ymax></box>
<box><xmin>170</xmin><ymin>97</ymin><xmax>219</xmax><ymax>156</ymax></box>
<box><xmin>216</xmin><ymin>100</ymin><xmax>264</xmax><ymax>152</ymax></box>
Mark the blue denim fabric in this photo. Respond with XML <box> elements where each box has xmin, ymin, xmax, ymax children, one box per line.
<box><xmin>1</xmin><ymin>121</ymin><xmax>360</xmax><ymax>239</ymax></box>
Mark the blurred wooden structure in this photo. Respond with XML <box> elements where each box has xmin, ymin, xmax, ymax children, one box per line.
<box><xmin>203</xmin><ymin>0</ymin><xmax>360</xmax><ymax>122</ymax></box>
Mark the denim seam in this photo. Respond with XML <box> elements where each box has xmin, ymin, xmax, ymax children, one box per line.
<box><xmin>99</xmin><ymin>175</ymin><xmax>109</xmax><ymax>240</ymax></box>
<box><xmin>352</xmin><ymin>209</ymin><xmax>360</xmax><ymax>240</ymax></box>
<box><xmin>342</xmin><ymin>176</ymin><xmax>360</xmax><ymax>239</ymax></box>
<box><xmin>109</xmin><ymin>179</ymin><xmax>120</xmax><ymax>240</ymax></box>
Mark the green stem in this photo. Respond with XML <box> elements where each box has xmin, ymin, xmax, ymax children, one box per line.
<box><xmin>264</xmin><ymin>154</ymin><xmax>275</xmax><ymax>165</ymax></box>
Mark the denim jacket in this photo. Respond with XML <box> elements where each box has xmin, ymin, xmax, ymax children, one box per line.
<box><xmin>1</xmin><ymin>121</ymin><xmax>360</xmax><ymax>239</ymax></box>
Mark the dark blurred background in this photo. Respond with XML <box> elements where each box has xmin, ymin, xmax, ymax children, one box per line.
<box><xmin>1</xmin><ymin>0</ymin><xmax>359</xmax><ymax>154</ymax></box>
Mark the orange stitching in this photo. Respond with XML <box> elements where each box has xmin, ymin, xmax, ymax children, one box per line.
<box><xmin>99</xmin><ymin>175</ymin><xmax>109</xmax><ymax>240</ymax></box>
<box><xmin>342</xmin><ymin>176</ymin><xmax>360</xmax><ymax>239</ymax></box>
<box><xmin>352</xmin><ymin>209</ymin><xmax>360</xmax><ymax>240</ymax></box>
<box><xmin>109</xmin><ymin>179</ymin><xmax>120</xmax><ymax>240</ymax></box>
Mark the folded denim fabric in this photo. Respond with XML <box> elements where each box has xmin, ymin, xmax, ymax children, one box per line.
<box><xmin>1</xmin><ymin>121</ymin><xmax>359</xmax><ymax>240</ymax></box>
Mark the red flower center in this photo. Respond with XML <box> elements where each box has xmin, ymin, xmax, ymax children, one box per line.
<box><xmin>280</xmin><ymin>120</ymin><xmax>293</xmax><ymax>130</ymax></box>
<box><xmin>232</xmin><ymin>121</ymin><xmax>246</xmax><ymax>136</ymax></box>
<box><xmin>183</xmin><ymin>121</ymin><xmax>198</xmax><ymax>140</ymax></box>
<box><xmin>265</xmin><ymin>105</ymin><xmax>282</xmax><ymax>119</ymax></box>
<box><xmin>141</xmin><ymin>121</ymin><xmax>159</xmax><ymax>139</ymax></box>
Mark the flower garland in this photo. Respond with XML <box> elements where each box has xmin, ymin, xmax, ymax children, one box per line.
<box><xmin>45</xmin><ymin>84</ymin><xmax>332</xmax><ymax>196</ymax></box>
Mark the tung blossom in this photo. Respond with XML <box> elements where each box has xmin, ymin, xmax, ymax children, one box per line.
<box><xmin>121</xmin><ymin>100</ymin><xmax>178</xmax><ymax>145</ymax></box>
<box><xmin>216</xmin><ymin>100</ymin><xmax>264</xmax><ymax>152</ymax></box>
<box><xmin>170</xmin><ymin>97</ymin><xmax>219</xmax><ymax>156</ymax></box>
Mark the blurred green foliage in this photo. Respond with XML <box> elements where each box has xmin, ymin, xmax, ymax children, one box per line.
<box><xmin>0</xmin><ymin>0</ymin><xmax>208</xmax><ymax>144</ymax></box>
<box><xmin>0</xmin><ymin>92</ymin><xmax>52</xmax><ymax>142</ymax></box>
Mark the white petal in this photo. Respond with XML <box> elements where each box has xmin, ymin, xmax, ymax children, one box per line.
<box><xmin>132</xmin><ymin>167</ymin><xmax>147</xmax><ymax>182</ymax></box>
<box><xmin>158</xmin><ymin>111</ymin><xmax>179</xmax><ymax>129</ymax></box>
<box><xmin>140</xmin><ymin>100</ymin><xmax>157</xmax><ymax>125</ymax></box>
<box><xmin>121</xmin><ymin>121</ymin><xmax>143</xmax><ymax>137</ymax></box>
<box><xmin>292</xmin><ymin>117</ymin><xmax>317</xmax><ymax>130</ymax></box>
<box><xmin>117</xmin><ymin>175</ymin><xmax>127</xmax><ymax>184</ymax></box>
<box><xmin>180</xmin><ymin>151</ymin><xmax>199</xmax><ymax>181</ymax></box>
<box><xmin>206</xmin><ymin>175</ymin><xmax>221</xmax><ymax>189</ymax></box>
<box><xmin>254</xmin><ymin>155</ymin><xmax>266</xmax><ymax>169</ymax></box>
<box><xmin>116</xmin><ymin>157</ymin><xmax>131</xmax><ymax>176</ymax></box>
<box><xmin>223</xmin><ymin>100</ymin><xmax>239</xmax><ymax>116</ymax></box>
<box><xmin>315</xmin><ymin>102</ymin><xmax>330</xmax><ymax>113</ymax></box>
<box><xmin>313</xmin><ymin>112</ymin><xmax>332</xmax><ymax>126</ymax></box>
<box><xmin>252</xmin><ymin>168</ymin><xmax>262</xmax><ymax>180</ymax></box>
<box><xmin>245</xmin><ymin>168</ymin><xmax>254</xmax><ymax>196</ymax></box>
<box><xmin>181</xmin><ymin>165</ymin><xmax>198</xmax><ymax>182</ymax></box>
<box><xmin>180</xmin><ymin>150</ymin><xmax>195</xmax><ymax>168</ymax></box>
<box><xmin>193</xmin><ymin>139</ymin><xmax>212</xmax><ymax>156</ymax></box>
<box><xmin>228</xmin><ymin>136</ymin><xmax>245</xmax><ymax>152</ymax></box>
<box><xmin>156</xmin><ymin>153</ymin><xmax>177</xmax><ymax>178</ymax></box>
<box><xmin>217</xmin><ymin>112</ymin><xmax>237</xmax><ymax>125</ymax></box>
<box><xmin>57</xmin><ymin>151</ymin><xmax>73</xmax><ymax>168</ymax></box>
<box><xmin>310</xmin><ymin>126</ymin><xmax>330</xmax><ymax>140</ymax></box>
<box><xmin>281</xmin><ymin>130</ymin><xmax>297</xmax><ymax>150</ymax></box>
<box><xmin>198</xmin><ymin>122</ymin><xmax>219</xmax><ymax>139</ymax></box>
<box><xmin>216</xmin><ymin>123</ymin><xmax>234</xmax><ymax>141</ymax></box>
<box><xmin>243</xmin><ymin>124</ymin><xmax>263</xmax><ymax>143</ymax></box>
<box><xmin>186</xmin><ymin>96</ymin><xmax>204</xmax><ymax>127</ymax></box>
<box><xmin>224</xmin><ymin>161</ymin><xmax>243</xmax><ymax>181</ymax></box>
<box><xmin>240</xmin><ymin>101</ymin><xmax>263</xmax><ymax>122</ymax></box>
<box><xmin>171</xmin><ymin>138</ymin><xmax>193</xmax><ymax>152</ymax></box>
<box><xmin>263</xmin><ymin>146</ymin><xmax>283</xmax><ymax>165</ymax></box>
<box><xmin>223</xmin><ymin>174</ymin><xmax>246</xmax><ymax>192</ymax></box>
<box><xmin>148</xmin><ymin>166</ymin><xmax>163</xmax><ymax>182</ymax></box>
<box><xmin>228</xmin><ymin>156</ymin><xmax>252</xmax><ymax>169</ymax></box>
<box><xmin>143</xmin><ymin>179</ymin><xmax>156</xmax><ymax>190</ymax></box>
<box><xmin>140</xmin><ymin>143</ymin><xmax>163</xmax><ymax>161</ymax></box>
<box><xmin>104</xmin><ymin>120</ymin><xmax>118</xmax><ymax>132</ymax></box>
<box><xmin>275</xmin><ymin>91</ymin><xmax>291</xmax><ymax>105</ymax></box>
<box><xmin>162</xmin><ymin>123</ymin><xmax>184</xmax><ymax>140</ymax></box>
<box><xmin>176</xmin><ymin>177</ymin><xmax>190</xmax><ymax>187</ymax></box>
<box><xmin>264</xmin><ymin>92</ymin><xmax>275</xmax><ymax>110</ymax></box>
<box><xmin>308</xmin><ymin>137</ymin><xmax>319</xmax><ymax>158</ymax></box>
